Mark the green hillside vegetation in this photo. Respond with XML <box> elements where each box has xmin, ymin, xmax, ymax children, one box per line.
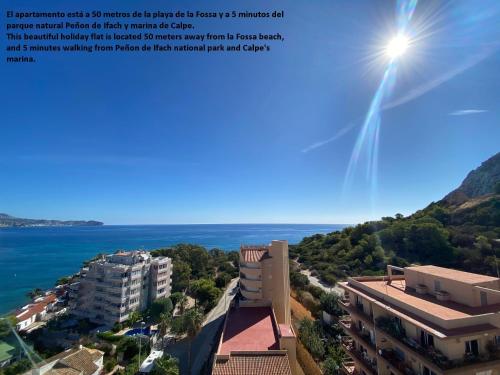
<box><xmin>291</xmin><ymin>187</ymin><xmax>500</xmax><ymax>284</ymax></box>
<box><xmin>150</xmin><ymin>244</ymin><xmax>239</xmax><ymax>312</ymax></box>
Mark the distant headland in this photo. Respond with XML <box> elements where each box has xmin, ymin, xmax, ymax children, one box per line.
<box><xmin>0</xmin><ymin>213</ymin><xmax>103</xmax><ymax>227</ymax></box>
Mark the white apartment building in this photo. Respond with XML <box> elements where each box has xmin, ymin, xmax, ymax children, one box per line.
<box><xmin>69</xmin><ymin>250</ymin><xmax>172</xmax><ymax>325</ymax></box>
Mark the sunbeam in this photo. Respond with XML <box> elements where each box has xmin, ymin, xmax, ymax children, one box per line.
<box><xmin>343</xmin><ymin>0</ymin><xmax>418</xmax><ymax>211</ymax></box>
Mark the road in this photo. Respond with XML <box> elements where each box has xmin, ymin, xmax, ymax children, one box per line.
<box><xmin>300</xmin><ymin>269</ymin><xmax>344</xmax><ymax>296</ymax></box>
<box><xmin>203</xmin><ymin>278</ymin><xmax>239</xmax><ymax>326</ymax></box>
<box><xmin>165</xmin><ymin>278</ymin><xmax>239</xmax><ymax>374</ymax></box>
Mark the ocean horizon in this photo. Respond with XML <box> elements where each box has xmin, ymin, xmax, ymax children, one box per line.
<box><xmin>0</xmin><ymin>223</ymin><xmax>347</xmax><ymax>314</ymax></box>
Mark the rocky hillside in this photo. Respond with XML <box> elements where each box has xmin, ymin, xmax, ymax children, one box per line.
<box><xmin>0</xmin><ymin>213</ymin><xmax>103</xmax><ymax>227</ymax></box>
<box><xmin>444</xmin><ymin>152</ymin><xmax>500</xmax><ymax>205</ymax></box>
<box><xmin>291</xmin><ymin>152</ymin><xmax>500</xmax><ymax>283</ymax></box>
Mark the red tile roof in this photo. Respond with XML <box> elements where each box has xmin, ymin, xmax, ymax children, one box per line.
<box><xmin>220</xmin><ymin>307</ymin><xmax>279</xmax><ymax>355</ymax></box>
<box><xmin>16</xmin><ymin>293</ymin><xmax>57</xmax><ymax>321</ymax></box>
<box><xmin>213</xmin><ymin>353</ymin><xmax>292</xmax><ymax>375</ymax></box>
<box><xmin>240</xmin><ymin>247</ymin><xmax>268</xmax><ymax>263</ymax></box>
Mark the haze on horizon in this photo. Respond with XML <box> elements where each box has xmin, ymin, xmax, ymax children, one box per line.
<box><xmin>1</xmin><ymin>0</ymin><xmax>499</xmax><ymax>225</ymax></box>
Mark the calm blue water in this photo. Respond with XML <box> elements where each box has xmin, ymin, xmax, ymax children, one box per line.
<box><xmin>0</xmin><ymin>224</ymin><xmax>345</xmax><ymax>314</ymax></box>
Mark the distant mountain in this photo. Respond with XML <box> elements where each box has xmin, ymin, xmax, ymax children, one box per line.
<box><xmin>444</xmin><ymin>152</ymin><xmax>500</xmax><ymax>205</ymax></box>
<box><xmin>0</xmin><ymin>213</ymin><xmax>103</xmax><ymax>227</ymax></box>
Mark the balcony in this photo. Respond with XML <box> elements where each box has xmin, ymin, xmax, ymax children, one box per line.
<box><xmin>341</xmin><ymin>360</ymin><xmax>358</xmax><ymax>375</ymax></box>
<box><xmin>376</xmin><ymin>316</ymin><xmax>454</xmax><ymax>372</ymax></box>
<box><xmin>378</xmin><ymin>348</ymin><xmax>416</xmax><ymax>375</ymax></box>
<box><xmin>240</xmin><ymin>265</ymin><xmax>262</xmax><ymax>280</ymax></box>
<box><xmin>338</xmin><ymin>299</ymin><xmax>374</xmax><ymax>329</ymax></box>
<box><xmin>240</xmin><ymin>284</ymin><xmax>262</xmax><ymax>300</ymax></box>
<box><xmin>339</xmin><ymin>318</ymin><xmax>376</xmax><ymax>355</ymax></box>
<box><xmin>240</xmin><ymin>277</ymin><xmax>262</xmax><ymax>290</ymax></box>
<box><xmin>342</xmin><ymin>337</ymin><xmax>377</xmax><ymax>375</ymax></box>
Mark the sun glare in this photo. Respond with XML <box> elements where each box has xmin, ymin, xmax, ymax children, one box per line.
<box><xmin>386</xmin><ymin>35</ymin><xmax>409</xmax><ymax>59</ymax></box>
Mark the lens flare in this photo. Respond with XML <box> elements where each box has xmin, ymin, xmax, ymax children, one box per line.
<box><xmin>386</xmin><ymin>35</ymin><xmax>409</xmax><ymax>58</ymax></box>
<box><xmin>343</xmin><ymin>0</ymin><xmax>418</xmax><ymax>210</ymax></box>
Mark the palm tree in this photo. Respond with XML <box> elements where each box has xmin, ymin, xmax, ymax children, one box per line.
<box><xmin>158</xmin><ymin>312</ymin><xmax>171</xmax><ymax>347</ymax></box>
<box><xmin>178</xmin><ymin>295</ymin><xmax>188</xmax><ymax>315</ymax></box>
<box><xmin>181</xmin><ymin>308</ymin><xmax>203</xmax><ymax>374</ymax></box>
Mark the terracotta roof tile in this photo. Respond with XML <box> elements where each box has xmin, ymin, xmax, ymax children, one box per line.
<box><xmin>58</xmin><ymin>348</ymin><xmax>102</xmax><ymax>375</ymax></box>
<box><xmin>240</xmin><ymin>248</ymin><xmax>268</xmax><ymax>263</ymax></box>
<box><xmin>213</xmin><ymin>353</ymin><xmax>292</xmax><ymax>375</ymax></box>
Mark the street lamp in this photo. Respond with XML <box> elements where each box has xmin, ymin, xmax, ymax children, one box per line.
<box><xmin>138</xmin><ymin>321</ymin><xmax>145</xmax><ymax>371</ymax></box>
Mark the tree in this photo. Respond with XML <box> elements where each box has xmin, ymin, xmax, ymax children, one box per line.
<box><xmin>298</xmin><ymin>318</ymin><xmax>325</xmax><ymax>360</ymax></box>
<box><xmin>3</xmin><ymin>358</ymin><xmax>32</xmax><ymax>375</ymax></box>
<box><xmin>190</xmin><ymin>278</ymin><xmax>221</xmax><ymax>311</ymax></box>
<box><xmin>214</xmin><ymin>273</ymin><xmax>231</xmax><ymax>289</ymax></box>
<box><xmin>320</xmin><ymin>293</ymin><xmax>342</xmax><ymax>317</ymax></box>
<box><xmin>495</xmin><ymin>181</ymin><xmax>500</xmax><ymax>194</ymax></box>
<box><xmin>171</xmin><ymin>308</ymin><xmax>203</xmax><ymax>374</ymax></box>
<box><xmin>26</xmin><ymin>288</ymin><xmax>43</xmax><ymax>299</ymax></box>
<box><xmin>172</xmin><ymin>261</ymin><xmax>191</xmax><ymax>292</ymax></box>
<box><xmin>323</xmin><ymin>345</ymin><xmax>345</xmax><ymax>375</ymax></box>
<box><xmin>158</xmin><ymin>312</ymin><xmax>171</xmax><ymax>345</ymax></box>
<box><xmin>290</xmin><ymin>271</ymin><xmax>309</xmax><ymax>289</ymax></box>
<box><xmin>150</xmin><ymin>298</ymin><xmax>173</xmax><ymax>322</ymax></box>
<box><xmin>116</xmin><ymin>337</ymin><xmax>140</xmax><ymax>360</ymax></box>
<box><xmin>150</xmin><ymin>355</ymin><xmax>179</xmax><ymax>375</ymax></box>
<box><xmin>128</xmin><ymin>311</ymin><xmax>142</xmax><ymax>326</ymax></box>
<box><xmin>0</xmin><ymin>316</ymin><xmax>16</xmax><ymax>338</ymax></box>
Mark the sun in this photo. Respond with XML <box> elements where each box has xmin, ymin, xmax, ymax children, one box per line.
<box><xmin>386</xmin><ymin>35</ymin><xmax>409</xmax><ymax>59</ymax></box>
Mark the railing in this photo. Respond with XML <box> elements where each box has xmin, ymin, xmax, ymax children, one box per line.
<box><xmin>339</xmin><ymin>318</ymin><xmax>376</xmax><ymax>352</ymax></box>
<box><xmin>376</xmin><ymin>316</ymin><xmax>452</xmax><ymax>371</ymax></box>
<box><xmin>338</xmin><ymin>299</ymin><xmax>374</xmax><ymax>327</ymax></box>
<box><xmin>342</xmin><ymin>337</ymin><xmax>378</xmax><ymax>374</ymax></box>
<box><xmin>379</xmin><ymin>348</ymin><xmax>416</xmax><ymax>375</ymax></box>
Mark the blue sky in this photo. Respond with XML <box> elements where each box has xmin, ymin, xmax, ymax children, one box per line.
<box><xmin>1</xmin><ymin>0</ymin><xmax>499</xmax><ymax>224</ymax></box>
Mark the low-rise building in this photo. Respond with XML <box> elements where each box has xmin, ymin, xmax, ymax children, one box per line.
<box><xmin>16</xmin><ymin>294</ymin><xmax>58</xmax><ymax>332</ymax></box>
<box><xmin>339</xmin><ymin>265</ymin><xmax>500</xmax><ymax>375</ymax></box>
<box><xmin>26</xmin><ymin>345</ymin><xmax>104</xmax><ymax>375</ymax></box>
<box><xmin>212</xmin><ymin>240</ymin><xmax>298</xmax><ymax>375</ymax></box>
<box><xmin>69</xmin><ymin>250</ymin><xmax>172</xmax><ymax>325</ymax></box>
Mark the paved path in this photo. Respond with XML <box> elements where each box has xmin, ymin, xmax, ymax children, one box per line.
<box><xmin>203</xmin><ymin>278</ymin><xmax>239</xmax><ymax>326</ymax></box>
<box><xmin>300</xmin><ymin>269</ymin><xmax>344</xmax><ymax>296</ymax></box>
<box><xmin>166</xmin><ymin>278</ymin><xmax>239</xmax><ymax>374</ymax></box>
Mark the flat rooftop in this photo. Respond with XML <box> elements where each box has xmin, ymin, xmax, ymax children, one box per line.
<box><xmin>219</xmin><ymin>306</ymin><xmax>279</xmax><ymax>355</ymax></box>
<box><xmin>406</xmin><ymin>265</ymin><xmax>499</xmax><ymax>284</ymax></box>
<box><xmin>342</xmin><ymin>279</ymin><xmax>500</xmax><ymax>338</ymax></box>
<box><xmin>357</xmin><ymin>279</ymin><xmax>500</xmax><ymax>319</ymax></box>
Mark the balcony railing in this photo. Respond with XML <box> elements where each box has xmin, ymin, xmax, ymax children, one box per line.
<box><xmin>338</xmin><ymin>299</ymin><xmax>374</xmax><ymax>328</ymax></box>
<box><xmin>342</xmin><ymin>337</ymin><xmax>377</xmax><ymax>374</ymax></box>
<box><xmin>374</xmin><ymin>316</ymin><xmax>499</xmax><ymax>371</ymax></box>
<box><xmin>339</xmin><ymin>318</ymin><xmax>376</xmax><ymax>353</ymax></box>
<box><xmin>379</xmin><ymin>348</ymin><xmax>416</xmax><ymax>375</ymax></box>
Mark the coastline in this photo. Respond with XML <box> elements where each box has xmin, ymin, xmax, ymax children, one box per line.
<box><xmin>0</xmin><ymin>223</ymin><xmax>347</xmax><ymax>315</ymax></box>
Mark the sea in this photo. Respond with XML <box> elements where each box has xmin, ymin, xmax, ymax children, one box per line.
<box><xmin>0</xmin><ymin>224</ymin><xmax>346</xmax><ymax>314</ymax></box>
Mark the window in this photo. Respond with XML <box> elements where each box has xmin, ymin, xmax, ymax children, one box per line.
<box><xmin>480</xmin><ymin>291</ymin><xmax>488</xmax><ymax>306</ymax></box>
<box><xmin>420</xmin><ymin>330</ymin><xmax>434</xmax><ymax>348</ymax></box>
<box><xmin>465</xmin><ymin>339</ymin><xmax>479</xmax><ymax>356</ymax></box>
<box><xmin>423</xmin><ymin>366</ymin><xmax>437</xmax><ymax>375</ymax></box>
<box><xmin>434</xmin><ymin>280</ymin><xmax>441</xmax><ymax>292</ymax></box>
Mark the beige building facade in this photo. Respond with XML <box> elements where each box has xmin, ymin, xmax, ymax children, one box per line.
<box><xmin>339</xmin><ymin>265</ymin><xmax>500</xmax><ymax>375</ymax></box>
<box><xmin>69</xmin><ymin>250</ymin><xmax>172</xmax><ymax>325</ymax></box>
<box><xmin>212</xmin><ymin>240</ymin><xmax>298</xmax><ymax>375</ymax></box>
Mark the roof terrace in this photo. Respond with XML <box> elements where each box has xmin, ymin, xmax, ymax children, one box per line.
<box><xmin>219</xmin><ymin>306</ymin><xmax>279</xmax><ymax>355</ymax></box>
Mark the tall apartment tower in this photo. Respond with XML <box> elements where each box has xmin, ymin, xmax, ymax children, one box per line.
<box><xmin>339</xmin><ymin>265</ymin><xmax>500</xmax><ymax>375</ymax></box>
<box><xmin>212</xmin><ymin>240</ymin><xmax>298</xmax><ymax>375</ymax></box>
<box><xmin>239</xmin><ymin>240</ymin><xmax>291</xmax><ymax>324</ymax></box>
<box><xmin>69</xmin><ymin>250</ymin><xmax>172</xmax><ymax>326</ymax></box>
